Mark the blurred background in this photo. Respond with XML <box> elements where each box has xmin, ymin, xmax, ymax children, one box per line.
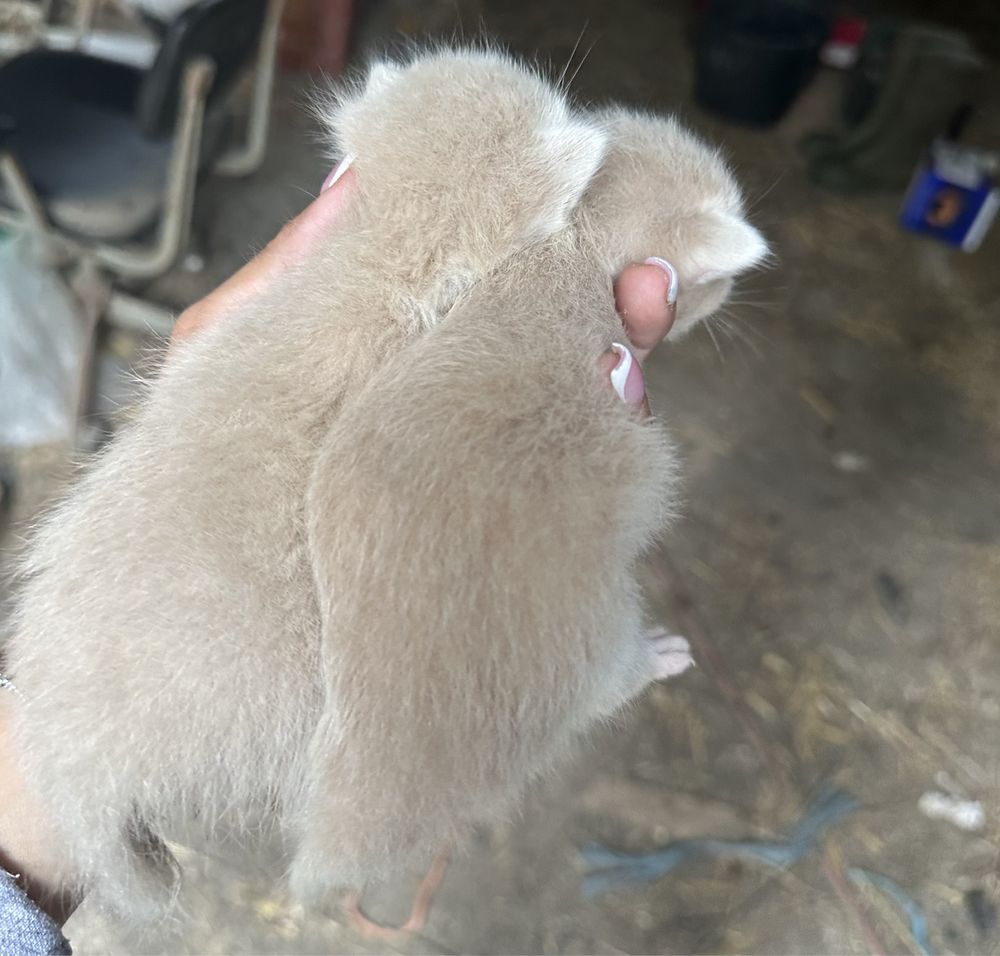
<box><xmin>1</xmin><ymin>0</ymin><xmax>999</xmax><ymax>953</ymax></box>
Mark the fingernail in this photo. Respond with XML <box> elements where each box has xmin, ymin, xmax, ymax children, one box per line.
<box><xmin>644</xmin><ymin>257</ymin><xmax>678</xmax><ymax>306</ymax></box>
<box><xmin>610</xmin><ymin>343</ymin><xmax>645</xmax><ymax>404</ymax></box>
<box><xmin>321</xmin><ymin>152</ymin><xmax>355</xmax><ymax>192</ymax></box>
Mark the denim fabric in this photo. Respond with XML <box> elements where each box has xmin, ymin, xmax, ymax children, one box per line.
<box><xmin>0</xmin><ymin>869</ymin><xmax>71</xmax><ymax>955</ymax></box>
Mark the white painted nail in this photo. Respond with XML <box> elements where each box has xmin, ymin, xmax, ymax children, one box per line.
<box><xmin>609</xmin><ymin>342</ymin><xmax>645</xmax><ymax>404</ymax></box>
<box><xmin>321</xmin><ymin>152</ymin><xmax>355</xmax><ymax>192</ymax></box>
<box><xmin>644</xmin><ymin>256</ymin><xmax>679</xmax><ymax>306</ymax></box>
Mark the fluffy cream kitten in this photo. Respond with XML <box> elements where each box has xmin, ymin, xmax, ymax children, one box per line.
<box><xmin>6</xmin><ymin>47</ymin><xmax>766</xmax><ymax>919</ymax></box>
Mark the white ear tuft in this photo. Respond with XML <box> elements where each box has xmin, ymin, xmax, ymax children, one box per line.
<box><xmin>366</xmin><ymin>60</ymin><xmax>404</xmax><ymax>96</ymax></box>
<box><xmin>693</xmin><ymin>215</ymin><xmax>769</xmax><ymax>280</ymax></box>
<box><xmin>530</xmin><ymin>116</ymin><xmax>608</xmax><ymax>237</ymax></box>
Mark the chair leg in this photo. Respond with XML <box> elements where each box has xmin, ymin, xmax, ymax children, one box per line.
<box><xmin>68</xmin><ymin>281</ymin><xmax>175</xmax><ymax>450</ymax></box>
<box><xmin>65</xmin><ymin>260</ymin><xmax>112</xmax><ymax>450</ymax></box>
<box><xmin>92</xmin><ymin>57</ymin><xmax>215</xmax><ymax>280</ymax></box>
<box><xmin>214</xmin><ymin>0</ymin><xmax>285</xmax><ymax>178</ymax></box>
<box><xmin>0</xmin><ymin>152</ymin><xmax>66</xmax><ymax>265</ymax></box>
<box><xmin>105</xmin><ymin>291</ymin><xmax>175</xmax><ymax>339</ymax></box>
<box><xmin>70</xmin><ymin>282</ymin><xmax>175</xmax><ymax>450</ymax></box>
<box><xmin>71</xmin><ymin>0</ymin><xmax>98</xmax><ymax>43</ymax></box>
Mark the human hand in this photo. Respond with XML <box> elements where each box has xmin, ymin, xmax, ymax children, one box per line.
<box><xmin>172</xmin><ymin>159</ymin><xmax>679</xmax><ymax>412</ymax></box>
<box><xmin>0</xmin><ymin>687</ymin><xmax>74</xmax><ymax>925</ymax></box>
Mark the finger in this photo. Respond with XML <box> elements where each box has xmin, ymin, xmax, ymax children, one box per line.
<box><xmin>613</xmin><ymin>257</ymin><xmax>678</xmax><ymax>363</ymax></box>
<box><xmin>597</xmin><ymin>343</ymin><xmax>650</xmax><ymax>419</ymax></box>
<box><xmin>171</xmin><ymin>162</ymin><xmax>357</xmax><ymax>345</ymax></box>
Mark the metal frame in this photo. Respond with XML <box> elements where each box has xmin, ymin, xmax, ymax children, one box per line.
<box><xmin>0</xmin><ymin>0</ymin><xmax>284</xmax><ymax>446</ymax></box>
<box><xmin>214</xmin><ymin>0</ymin><xmax>283</xmax><ymax>177</ymax></box>
<box><xmin>0</xmin><ymin>56</ymin><xmax>215</xmax><ymax>281</ymax></box>
<box><xmin>0</xmin><ymin>0</ymin><xmax>284</xmax><ymax>283</ymax></box>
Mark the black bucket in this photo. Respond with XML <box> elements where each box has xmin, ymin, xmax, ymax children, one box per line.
<box><xmin>694</xmin><ymin>0</ymin><xmax>830</xmax><ymax>127</ymax></box>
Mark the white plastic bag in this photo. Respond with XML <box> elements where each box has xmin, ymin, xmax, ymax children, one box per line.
<box><xmin>0</xmin><ymin>235</ymin><xmax>85</xmax><ymax>447</ymax></box>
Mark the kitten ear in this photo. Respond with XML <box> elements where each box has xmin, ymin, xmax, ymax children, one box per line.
<box><xmin>529</xmin><ymin>116</ymin><xmax>608</xmax><ymax>237</ymax></box>
<box><xmin>366</xmin><ymin>60</ymin><xmax>404</xmax><ymax>96</ymax></box>
<box><xmin>692</xmin><ymin>215</ymin><xmax>769</xmax><ymax>282</ymax></box>
<box><xmin>314</xmin><ymin>60</ymin><xmax>404</xmax><ymax>152</ymax></box>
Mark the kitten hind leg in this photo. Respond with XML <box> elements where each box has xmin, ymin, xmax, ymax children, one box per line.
<box><xmin>344</xmin><ymin>844</ymin><xmax>452</xmax><ymax>942</ymax></box>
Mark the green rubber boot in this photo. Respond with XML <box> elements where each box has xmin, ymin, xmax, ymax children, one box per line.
<box><xmin>802</xmin><ymin>22</ymin><xmax>985</xmax><ymax>193</ymax></box>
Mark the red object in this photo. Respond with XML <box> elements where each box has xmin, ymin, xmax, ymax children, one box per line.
<box><xmin>829</xmin><ymin>17</ymin><xmax>867</xmax><ymax>47</ymax></box>
<box><xmin>820</xmin><ymin>16</ymin><xmax>868</xmax><ymax>68</ymax></box>
<box><xmin>279</xmin><ymin>0</ymin><xmax>354</xmax><ymax>75</ymax></box>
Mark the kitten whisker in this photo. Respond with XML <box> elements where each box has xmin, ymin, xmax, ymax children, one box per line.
<box><xmin>746</xmin><ymin>170</ymin><xmax>786</xmax><ymax>213</ymax></box>
<box><xmin>449</xmin><ymin>0</ymin><xmax>464</xmax><ymax>42</ymax></box>
<box><xmin>717</xmin><ymin>307</ymin><xmax>774</xmax><ymax>347</ymax></box>
<box><xmin>725</xmin><ymin>298</ymin><xmax>782</xmax><ymax>311</ymax></box>
<box><xmin>713</xmin><ymin>314</ymin><xmax>762</xmax><ymax>358</ymax></box>
<box><xmin>565</xmin><ymin>39</ymin><xmax>598</xmax><ymax>92</ymax></box>
<box><xmin>704</xmin><ymin>318</ymin><xmax>725</xmax><ymax>362</ymax></box>
<box><xmin>557</xmin><ymin>21</ymin><xmax>590</xmax><ymax>90</ymax></box>
<box><xmin>290</xmin><ymin>184</ymin><xmax>320</xmax><ymax>203</ymax></box>
<box><xmin>556</xmin><ymin>19</ymin><xmax>594</xmax><ymax>90</ymax></box>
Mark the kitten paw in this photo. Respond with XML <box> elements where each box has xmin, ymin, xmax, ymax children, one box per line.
<box><xmin>649</xmin><ymin>631</ymin><xmax>694</xmax><ymax>681</ymax></box>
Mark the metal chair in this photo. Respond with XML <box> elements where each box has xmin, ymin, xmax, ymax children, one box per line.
<box><xmin>0</xmin><ymin>0</ymin><xmax>283</xmax><ymax>335</ymax></box>
<box><xmin>0</xmin><ymin>0</ymin><xmax>283</xmax><ymax>445</ymax></box>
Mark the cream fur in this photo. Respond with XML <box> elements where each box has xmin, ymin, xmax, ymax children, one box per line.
<box><xmin>5</xmin><ymin>47</ymin><xmax>766</xmax><ymax>920</ymax></box>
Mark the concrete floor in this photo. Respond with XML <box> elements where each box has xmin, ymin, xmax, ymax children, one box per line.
<box><xmin>3</xmin><ymin>0</ymin><xmax>1000</xmax><ymax>953</ymax></box>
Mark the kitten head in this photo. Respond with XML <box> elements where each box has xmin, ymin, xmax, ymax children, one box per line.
<box><xmin>318</xmin><ymin>48</ymin><xmax>607</xmax><ymax>310</ymax></box>
<box><xmin>583</xmin><ymin>110</ymin><xmax>768</xmax><ymax>337</ymax></box>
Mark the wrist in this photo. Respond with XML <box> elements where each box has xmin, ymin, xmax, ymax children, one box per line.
<box><xmin>0</xmin><ymin>685</ymin><xmax>78</xmax><ymax>925</ymax></box>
